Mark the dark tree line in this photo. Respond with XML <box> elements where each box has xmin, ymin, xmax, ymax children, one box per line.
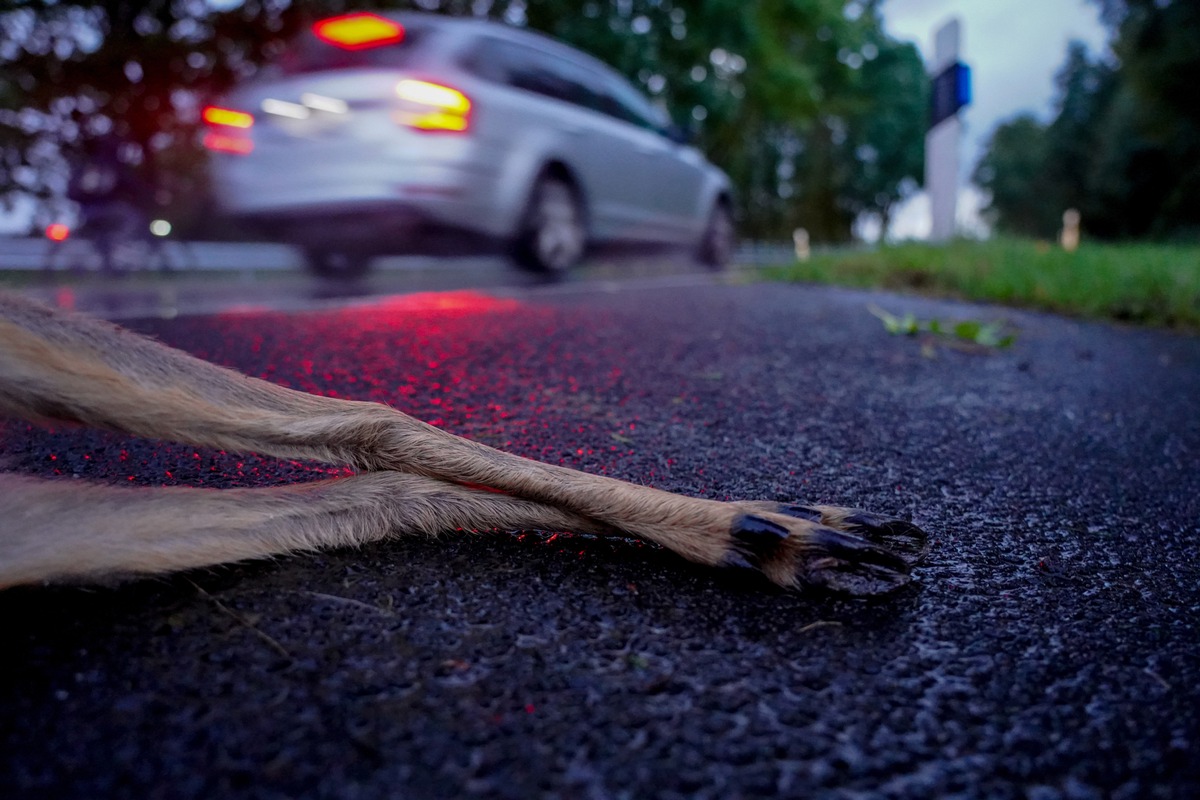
<box><xmin>974</xmin><ymin>0</ymin><xmax>1200</xmax><ymax>241</ymax></box>
<box><xmin>0</xmin><ymin>0</ymin><xmax>927</xmax><ymax>241</ymax></box>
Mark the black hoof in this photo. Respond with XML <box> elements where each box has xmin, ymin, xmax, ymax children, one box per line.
<box><xmin>729</xmin><ymin>514</ymin><xmax>790</xmax><ymax>566</ymax></box>
<box><xmin>722</xmin><ymin>503</ymin><xmax>929</xmax><ymax>596</ymax></box>
<box><xmin>768</xmin><ymin>504</ymin><xmax>930</xmax><ymax>568</ymax></box>
<box><xmin>839</xmin><ymin>511</ymin><xmax>930</xmax><ymax>567</ymax></box>
<box><xmin>798</xmin><ymin>526</ymin><xmax>914</xmax><ymax>596</ymax></box>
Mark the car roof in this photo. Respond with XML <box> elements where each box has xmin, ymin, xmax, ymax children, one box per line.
<box><xmin>371</xmin><ymin>11</ymin><xmax>629</xmax><ymax>85</ymax></box>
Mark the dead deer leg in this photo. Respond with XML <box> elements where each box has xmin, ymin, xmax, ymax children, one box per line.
<box><xmin>0</xmin><ymin>293</ymin><xmax>927</xmax><ymax>593</ymax></box>
<box><xmin>0</xmin><ymin>473</ymin><xmax>608</xmax><ymax>589</ymax></box>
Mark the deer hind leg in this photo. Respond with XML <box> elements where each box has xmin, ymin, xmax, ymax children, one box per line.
<box><xmin>0</xmin><ymin>293</ymin><xmax>927</xmax><ymax>594</ymax></box>
<box><xmin>0</xmin><ymin>472</ymin><xmax>609</xmax><ymax>589</ymax></box>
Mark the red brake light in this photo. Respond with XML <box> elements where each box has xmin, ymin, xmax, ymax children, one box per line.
<box><xmin>202</xmin><ymin>106</ymin><xmax>254</xmax><ymax>154</ymax></box>
<box><xmin>45</xmin><ymin>223</ymin><xmax>70</xmax><ymax>242</ymax></box>
<box><xmin>394</xmin><ymin>80</ymin><xmax>472</xmax><ymax>133</ymax></box>
<box><xmin>203</xmin><ymin>106</ymin><xmax>254</xmax><ymax>129</ymax></box>
<box><xmin>314</xmin><ymin>13</ymin><xmax>404</xmax><ymax>50</ymax></box>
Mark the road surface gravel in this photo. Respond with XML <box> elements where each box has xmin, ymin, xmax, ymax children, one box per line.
<box><xmin>1</xmin><ymin>279</ymin><xmax>1197</xmax><ymax>799</ymax></box>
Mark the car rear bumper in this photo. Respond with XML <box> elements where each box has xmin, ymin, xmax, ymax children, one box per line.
<box><xmin>209</xmin><ymin>143</ymin><xmax>515</xmax><ymax>248</ymax></box>
<box><xmin>227</xmin><ymin>198</ymin><xmax>507</xmax><ymax>257</ymax></box>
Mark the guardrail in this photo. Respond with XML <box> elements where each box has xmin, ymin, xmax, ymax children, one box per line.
<box><xmin>0</xmin><ymin>236</ymin><xmax>302</xmax><ymax>271</ymax></box>
<box><xmin>0</xmin><ymin>236</ymin><xmax>807</xmax><ymax>271</ymax></box>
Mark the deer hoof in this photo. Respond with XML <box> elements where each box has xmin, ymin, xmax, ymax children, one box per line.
<box><xmin>767</xmin><ymin>504</ymin><xmax>930</xmax><ymax>567</ymax></box>
<box><xmin>730</xmin><ymin>502</ymin><xmax>930</xmax><ymax>596</ymax></box>
<box><xmin>728</xmin><ymin>513</ymin><xmax>790</xmax><ymax>566</ymax></box>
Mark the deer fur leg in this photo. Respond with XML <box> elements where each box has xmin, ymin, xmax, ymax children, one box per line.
<box><xmin>0</xmin><ymin>293</ymin><xmax>927</xmax><ymax>594</ymax></box>
<box><xmin>0</xmin><ymin>472</ymin><xmax>608</xmax><ymax>589</ymax></box>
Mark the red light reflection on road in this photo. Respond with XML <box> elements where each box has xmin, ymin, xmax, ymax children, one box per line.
<box><xmin>2</xmin><ymin>288</ymin><xmax>644</xmax><ymax>493</ymax></box>
<box><xmin>367</xmin><ymin>291</ymin><xmax>521</xmax><ymax>314</ymax></box>
<box><xmin>202</xmin><ymin>132</ymin><xmax>254</xmax><ymax>154</ymax></box>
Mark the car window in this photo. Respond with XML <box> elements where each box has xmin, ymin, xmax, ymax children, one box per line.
<box><xmin>506</xmin><ymin>46</ymin><xmax>584</xmax><ymax>105</ymax></box>
<box><xmin>463</xmin><ymin>36</ymin><xmax>663</xmax><ymax>133</ymax></box>
<box><xmin>602</xmin><ymin>76</ymin><xmax>669</xmax><ymax>133</ymax></box>
<box><xmin>274</xmin><ymin>21</ymin><xmax>433</xmax><ymax>76</ymax></box>
<box><xmin>462</xmin><ymin>39</ymin><xmax>592</xmax><ymax>106</ymax></box>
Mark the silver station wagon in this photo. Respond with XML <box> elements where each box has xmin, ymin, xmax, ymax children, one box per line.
<box><xmin>203</xmin><ymin>11</ymin><xmax>735</xmax><ymax>276</ymax></box>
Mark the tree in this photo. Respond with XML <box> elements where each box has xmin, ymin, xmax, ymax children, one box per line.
<box><xmin>1097</xmin><ymin>0</ymin><xmax>1200</xmax><ymax>237</ymax></box>
<box><xmin>975</xmin><ymin>40</ymin><xmax>1117</xmax><ymax>238</ymax></box>
<box><xmin>1043</xmin><ymin>42</ymin><xmax>1116</xmax><ymax>222</ymax></box>
<box><xmin>0</xmin><ymin>0</ymin><xmax>311</xmax><ymax>233</ymax></box>
<box><xmin>834</xmin><ymin>19</ymin><xmax>927</xmax><ymax>240</ymax></box>
<box><xmin>973</xmin><ymin>115</ymin><xmax>1056</xmax><ymax>238</ymax></box>
<box><xmin>976</xmin><ymin>0</ymin><xmax>1200</xmax><ymax>240</ymax></box>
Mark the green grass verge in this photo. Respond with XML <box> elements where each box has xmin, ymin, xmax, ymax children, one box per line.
<box><xmin>763</xmin><ymin>238</ymin><xmax>1200</xmax><ymax>329</ymax></box>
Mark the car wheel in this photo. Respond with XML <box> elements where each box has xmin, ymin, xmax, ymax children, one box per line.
<box><xmin>304</xmin><ymin>248</ymin><xmax>371</xmax><ymax>279</ymax></box>
<box><xmin>697</xmin><ymin>201</ymin><xmax>735</xmax><ymax>270</ymax></box>
<box><xmin>513</xmin><ymin>175</ymin><xmax>586</xmax><ymax>274</ymax></box>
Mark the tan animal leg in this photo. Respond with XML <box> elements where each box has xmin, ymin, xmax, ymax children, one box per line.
<box><xmin>0</xmin><ymin>473</ymin><xmax>609</xmax><ymax>588</ymax></box>
<box><xmin>0</xmin><ymin>293</ymin><xmax>927</xmax><ymax>594</ymax></box>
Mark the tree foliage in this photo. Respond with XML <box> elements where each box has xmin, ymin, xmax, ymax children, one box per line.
<box><xmin>0</xmin><ymin>0</ymin><xmax>308</xmax><ymax>230</ymax></box>
<box><xmin>975</xmin><ymin>0</ymin><xmax>1200</xmax><ymax>240</ymax></box>
<box><xmin>973</xmin><ymin>115</ymin><xmax>1056</xmax><ymax>239</ymax></box>
<box><xmin>0</xmin><ymin>0</ymin><xmax>927</xmax><ymax>240</ymax></box>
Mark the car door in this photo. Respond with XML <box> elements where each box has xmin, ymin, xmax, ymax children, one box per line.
<box><xmin>600</xmin><ymin>76</ymin><xmax>710</xmax><ymax>244</ymax></box>
<box><xmin>507</xmin><ymin>45</ymin><xmax>672</xmax><ymax>242</ymax></box>
<box><xmin>462</xmin><ymin>38</ymin><xmax>661</xmax><ymax>241</ymax></box>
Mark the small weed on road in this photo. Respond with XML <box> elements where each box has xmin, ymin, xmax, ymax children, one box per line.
<box><xmin>869</xmin><ymin>304</ymin><xmax>1015</xmax><ymax>349</ymax></box>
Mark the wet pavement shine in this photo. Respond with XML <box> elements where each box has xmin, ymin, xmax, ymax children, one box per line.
<box><xmin>1</xmin><ymin>279</ymin><xmax>1198</xmax><ymax>799</ymax></box>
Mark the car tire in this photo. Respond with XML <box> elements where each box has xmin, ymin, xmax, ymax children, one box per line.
<box><xmin>512</xmin><ymin>174</ymin><xmax>586</xmax><ymax>275</ymax></box>
<box><xmin>304</xmin><ymin>248</ymin><xmax>371</xmax><ymax>279</ymax></box>
<box><xmin>696</xmin><ymin>201</ymin><xmax>735</xmax><ymax>270</ymax></box>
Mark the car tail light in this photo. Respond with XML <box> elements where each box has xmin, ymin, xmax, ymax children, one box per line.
<box><xmin>202</xmin><ymin>105</ymin><xmax>254</xmax><ymax>154</ymax></box>
<box><xmin>394</xmin><ymin>79</ymin><xmax>471</xmax><ymax>133</ymax></box>
<box><xmin>202</xmin><ymin>106</ymin><xmax>253</xmax><ymax>128</ymax></box>
<box><xmin>45</xmin><ymin>223</ymin><xmax>70</xmax><ymax>242</ymax></box>
<box><xmin>314</xmin><ymin>13</ymin><xmax>404</xmax><ymax>51</ymax></box>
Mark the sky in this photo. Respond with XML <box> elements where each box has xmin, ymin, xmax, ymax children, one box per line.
<box><xmin>879</xmin><ymin>0</ymin><xmax>1111</xmax><ymax>239</ymax></box>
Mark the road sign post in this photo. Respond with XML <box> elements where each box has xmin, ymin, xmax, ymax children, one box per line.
<box><xmin>925</xmin><ymin>19</ymin><xmax>970</xmax><ymax>242</ymax></box>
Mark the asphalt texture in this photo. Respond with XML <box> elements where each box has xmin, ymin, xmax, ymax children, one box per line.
<box><xmin>2</xmin><ymin>278</ymin><xmax>1198</xmax><ymax>799</ymax></box>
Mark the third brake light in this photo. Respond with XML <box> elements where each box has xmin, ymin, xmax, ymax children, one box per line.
<box><xmin>313</xmin><ymin>13</ymin><xmax>405</xmax><ymax>51</ymax></box>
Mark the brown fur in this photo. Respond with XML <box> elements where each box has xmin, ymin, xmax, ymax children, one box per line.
<box><xmin>0</xmin><ymin>292</ymin><xmax>927</xmax><ymax>595</ymax></box>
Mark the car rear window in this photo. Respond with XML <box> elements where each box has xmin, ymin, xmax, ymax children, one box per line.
<box><xmin>274</xmin><ymin>20</ymin><xmax>433</xmax><ymax>75</ymax></box>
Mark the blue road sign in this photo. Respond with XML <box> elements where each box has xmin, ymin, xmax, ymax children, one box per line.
<box><xmin>930</xmin><ymin>61</ymin><xmax>971</xmax><ymax>129</ymax></box>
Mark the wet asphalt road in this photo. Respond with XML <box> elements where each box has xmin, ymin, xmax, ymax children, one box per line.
<box><xmin>1</xmin><ymin>276</ymin><xmax>1198</xmax><ymax>799</ymax></box>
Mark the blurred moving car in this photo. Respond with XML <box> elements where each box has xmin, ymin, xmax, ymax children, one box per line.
<box><xmin>203</xmin><ymin>11</ymin><xmax>735</xmax><ymax>277</ymax></box>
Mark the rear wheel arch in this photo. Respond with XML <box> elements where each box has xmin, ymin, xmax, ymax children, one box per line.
<box><xmin>529</xmin><ymin>161</ymin><xmax>587</xmax><ymax>225</ymax></box>
<box><xmin>511</xmin><ymin>162</ymin><xmax>588</xmax><ymax>274</ymax></box>
<box><xmin>697</xmin><ymin>192</ymin><xmax>736</xmax><ymax>270</ymax></box>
